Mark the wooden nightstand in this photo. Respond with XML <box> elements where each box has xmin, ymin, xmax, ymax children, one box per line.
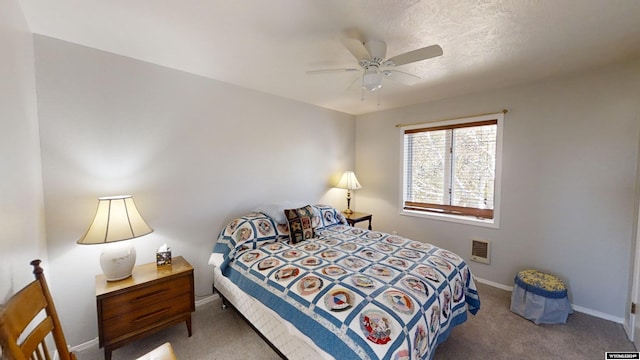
<box><xmin>95</xmin><ymin>256</ymin><xmax>195</xmax><ymax>360</ymax></box>
<box><xmin>344</xmin><ymin>211</ymin><xmax>373</xmax><ymax>230</ymax></box>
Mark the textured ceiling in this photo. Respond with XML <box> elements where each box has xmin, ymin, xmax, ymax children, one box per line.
<box><xmin>18</xmin><ymin>0</ymin><xmax>640</xmax><ymax>115</ymax></box>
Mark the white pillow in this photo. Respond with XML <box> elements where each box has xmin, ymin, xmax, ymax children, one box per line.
<box><xmin>255</xmin><ymin>201</ymin><xmax>307</xmax><ymax>224</ymax></box>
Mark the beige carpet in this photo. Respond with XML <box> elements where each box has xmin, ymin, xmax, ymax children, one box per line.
<box><xmin>434</xmin><ymin>284</ymin><xmax>635</xmax><ymax>360</ymax></box>
<box><xmin>76</xmin><ymin>283</ymin><xmax>635</xmax><ymax>359</ymax></box>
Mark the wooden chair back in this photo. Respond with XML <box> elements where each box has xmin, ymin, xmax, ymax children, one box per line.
<box><xmin>0</xmin><ymin>260</ymin><xmax>77</xmax><ymax>360</ymax></box>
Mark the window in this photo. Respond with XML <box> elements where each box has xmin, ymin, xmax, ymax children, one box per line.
<box><xmin>401</xmin><ymin>112</ymin><xmax>503</xmax><ymax>227</ymax></box>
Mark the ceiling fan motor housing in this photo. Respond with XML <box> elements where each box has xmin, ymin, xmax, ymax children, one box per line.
<box><xmin>364</xmin><ymin>39</ymin><xmax>387</xmax><ymax>61</ymax></box>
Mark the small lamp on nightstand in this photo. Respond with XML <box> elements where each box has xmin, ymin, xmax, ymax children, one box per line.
<box><xmin>336</xmin><ymin>171</ymin><xmax>362</xmax><ymax>215</ymax></box>
<box><xmin>78</xmin><ymin>195</ymin><xmax>154</xmax><ymax>281</ymax></box>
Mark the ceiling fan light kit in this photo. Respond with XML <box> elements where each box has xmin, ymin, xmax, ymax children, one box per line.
<box><xmin>362</xmin><ymin>66</ymin><xmax>383</xmax><ymax>91</ymax></box>
<box><xmin>308</xmin><ymin>37</ymin><xmax>443</xmax><ymax>99</ymax></box>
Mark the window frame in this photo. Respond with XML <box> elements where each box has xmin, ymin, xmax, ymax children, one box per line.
<box><xmin>399</xmin><ymin>112</ymin><xmax>504</xmax><ymax>228</ymax></box>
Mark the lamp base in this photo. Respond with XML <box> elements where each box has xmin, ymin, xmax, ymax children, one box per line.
<box><xmin>100</xmin><ymin>242</ymin><xmax>136</xmax><ymax>281</ymax></box>
<box><xmin>344</xmin><ymin>191</ymin><xmax>354</xmax><ymax>215</ymax></box>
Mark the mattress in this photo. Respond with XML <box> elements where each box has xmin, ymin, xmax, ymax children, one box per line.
<box><xmin>212</xmin><ymin>264</ymin><xmax>332</xmax><ymax>359</ymax></box>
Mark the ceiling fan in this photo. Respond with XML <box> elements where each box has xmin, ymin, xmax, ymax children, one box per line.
<box><xmin>307</xmin><ymin>38</ymin><xmax>443</xmax><ymax>92</ymax></box>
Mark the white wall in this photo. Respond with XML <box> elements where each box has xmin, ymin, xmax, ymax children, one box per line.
<box><xmin>0</xmin><ymin>0</ymin><xmax>48</xmax><ymax>301</ymax></box>
<box><xmin>355</xmin><ymin>59</ymin><xmax>640</xmax><ymax>320</ymax></box>
<box><xmin>34</xmin><ymin>36</ymin><xmax>356</xmax><ymax>345</ymax></box>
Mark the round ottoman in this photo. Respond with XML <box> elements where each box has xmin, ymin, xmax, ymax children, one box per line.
<box><xmin>510</xmin><ymin>269</ymin><xmax>573</xmax><ymax>324</ymax></box>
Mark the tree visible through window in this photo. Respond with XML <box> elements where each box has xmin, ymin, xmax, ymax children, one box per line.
<box><xmin>402</xmin><ymin>113</ymin><xmax>502</xmax><ymax>222</ymax></box>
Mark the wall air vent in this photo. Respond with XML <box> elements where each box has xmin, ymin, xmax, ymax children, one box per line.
<box><xmin>470</xmin><ymin>239</ymin><xmax>491</xmax><ymax>264</ymax></box>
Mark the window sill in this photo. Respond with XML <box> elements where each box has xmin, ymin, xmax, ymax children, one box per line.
<box><xmin>400</xmin><ymin>209</ymin><xmax>500</xmax><ymax>229</ymax></box>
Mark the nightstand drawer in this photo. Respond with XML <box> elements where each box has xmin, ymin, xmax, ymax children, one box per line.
<box><xmin>100</xmin><ymin>275</ymin><xmax>191</xmax><ymax>320</ymax></box>
<box><xmin>102</xmin><ymin>291</ymin><xmax>192</xmax><ymax>342</ymax></box>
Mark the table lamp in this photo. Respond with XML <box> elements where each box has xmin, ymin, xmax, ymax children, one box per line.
<box><xmin>78</xmin><ymin>195</ymin><xmax>154</xmax><ymax>281</ymax></box>
<box><xmin>336</xmin><ymin>171</ymin><xmax>362</xmax><ymax>215</ymax></box>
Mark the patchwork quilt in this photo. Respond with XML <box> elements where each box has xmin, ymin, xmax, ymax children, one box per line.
<box><xmin>213</xmin><ymin>209</ymin><xmax>480</xmax><ymax>360</ymax></box>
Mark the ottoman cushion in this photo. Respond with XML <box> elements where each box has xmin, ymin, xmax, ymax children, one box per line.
<box><xmin>510</xmin><ymin>269</ymin><xmax>573</xmax><ymax>324</ymax></box>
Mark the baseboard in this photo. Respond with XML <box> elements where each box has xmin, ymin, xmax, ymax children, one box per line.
<box><xmin>68</xmin><ymin>337</ymin><xmax>98</xmax><ymax>353</ymax></box>
<box><xmin>196</xmin><ymin>293</ymin><xmax>218</xmax><ymax>307</ymax></box>
<box><xmin>475</xmin><ymin>276</ymin><xmax>513</xmax><ymax>291</ymax></box>
<box><xmin>475</xmin><ymin>276</ymin><xmax>624</xmax><ymax>324</ymax></box>
<box><xmin>572</xmin><ymin>304</ymin><xmax>625</xmax><ymax>324</ymax></box>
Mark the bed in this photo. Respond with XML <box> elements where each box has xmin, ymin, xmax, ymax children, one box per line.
<box><xmin>209</xmin><ymin>204</ymin><xmax>480</xmax><ymax>360</ymax></box>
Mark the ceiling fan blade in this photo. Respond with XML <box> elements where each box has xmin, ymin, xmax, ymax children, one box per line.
<box><xmin>341</xmin><ymin>38</ymin><xmax>371</xmax><ymax>61</ymax></box>
<box><xmin>385</xmin><ymin>44</ymin><xmax>443</xmax><ymax>66</ymax></box>
<box><xmin>346</xmin><ymin>74</ymin><xmax>361</xmax><ymax>91</ymax></box>
<box><xmin>383</xmin><ymin>69</ymin><xmax>422</xmax><ymax>86</ymax></box>
<box><xmin>306</xmin><ymin>68</ymin><xmax>360</xmax><ymax>75</ymax></box>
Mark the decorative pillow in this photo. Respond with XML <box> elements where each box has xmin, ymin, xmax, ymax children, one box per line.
<box><xmin>313</xmin><ymin>204</ymin><xmax>348</xmax><ymax>229</ymax></box>
<box><xmin>284</xmin><ymin>205</ymin><xmax>315</xmax><ymax>244</ymax></box>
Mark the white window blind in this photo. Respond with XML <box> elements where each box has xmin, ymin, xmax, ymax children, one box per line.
<box><xmin>403</xmin><ymin>117</ymin><xmax>499</xmax><ymax>220</ymax></box>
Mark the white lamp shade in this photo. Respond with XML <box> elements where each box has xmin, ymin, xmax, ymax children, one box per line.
<box><xmin>336</xmin><ymin>171</ymin><xmax>362</xmax><ymax>190</ymax></box>
<box><xmin>78</xmin><ymin>195</ymin><xmax>153</xmax><ymax>245</ymax></box>
<box><xmin>78</xmin><ymin>195</ymin><xmax>153</xmax><ymax>281</ymax></box>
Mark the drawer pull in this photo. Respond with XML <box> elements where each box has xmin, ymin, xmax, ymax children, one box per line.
<box><xmin>130</xmin><ymin>288</ymin><xmax>169</xmax><ymax>303</ymax></box>
<box><xmin>133</xmin><ymin>307</ymin><xmax>171</xmax><ymax>323</ymax></box>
